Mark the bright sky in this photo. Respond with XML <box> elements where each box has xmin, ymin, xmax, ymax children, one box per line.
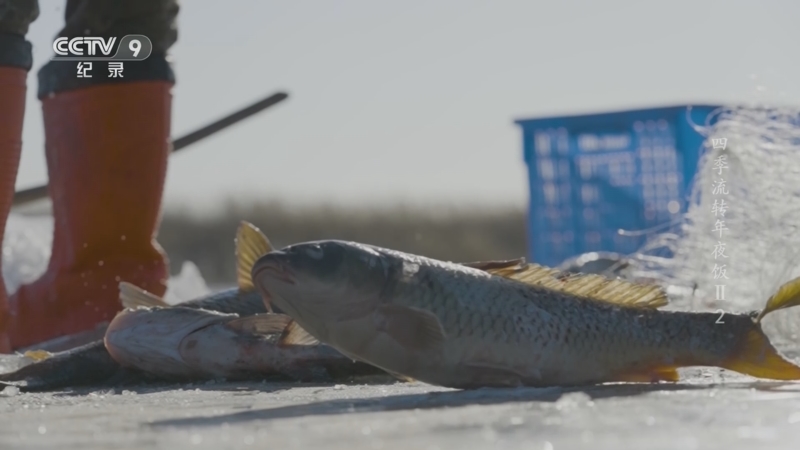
<box><xmin>14</xmin><ymin>0</ymin><xmax>800</xmax><ymax>213</ymax></box>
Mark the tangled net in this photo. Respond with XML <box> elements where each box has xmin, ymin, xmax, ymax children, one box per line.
<box><xmin>628</xmin><ymin>105</ymin><xmax>800</xmax><ymax>344</ymax></box>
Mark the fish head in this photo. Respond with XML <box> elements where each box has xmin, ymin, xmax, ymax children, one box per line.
<box><xmin>104</xmin><ymin>306</ymin><xmax>236</xmax><ymax>378</ymax></box>
<box><xmin>252</xmin><ymin>240</ymin><xmax>397</xmax><ymax>340</ymax></box>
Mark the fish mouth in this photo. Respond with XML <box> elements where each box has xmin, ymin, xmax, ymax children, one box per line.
<box><xmin>253</xmin><ymin>253</ymin><xmax>297</xmax><ymax>286</ymax></box>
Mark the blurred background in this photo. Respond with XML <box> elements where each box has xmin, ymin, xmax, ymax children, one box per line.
<box><xmin>12</xmin><ymin>0</ymin><xmax>800</xmax><ymax>286</ymax></box>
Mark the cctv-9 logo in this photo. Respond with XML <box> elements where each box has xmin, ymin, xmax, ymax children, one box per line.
<box><xmin>51</xmin><ymin>35</ymin><xmax>153</xmax><ymax>61</ymax></box>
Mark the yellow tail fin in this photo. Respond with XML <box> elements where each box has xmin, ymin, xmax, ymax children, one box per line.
<box><xmin>722</xmin><ymin>328</ymin><xmax>800</xmax><ymax>380</ymax></box>
<box><xmin>756</xmin><ymin>276</ymin><xmax>800</xmax><ymax>322</ymax></box>
<box><xmin>720</xmin><ymin>277</ymin><xmax>800</xmax><ymax>380</ymax></box>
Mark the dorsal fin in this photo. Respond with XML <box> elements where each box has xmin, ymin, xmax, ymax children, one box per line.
<box><xmin>485</xmin><ymin>263</ymin><xmax>668</xmax><ymax>309</ymax></box>
<box><xmin>118</xmin><ymin>281</ymin><xmax>169</xmax><ymax>308</ymax></box>
<box><xmin>235</xmin><ymin>221</ymin><xmax>273</xmax><ymax>292</ymax></box>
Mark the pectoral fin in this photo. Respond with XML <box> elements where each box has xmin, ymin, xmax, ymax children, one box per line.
<box><xmin>375</xmin><ymin>304</ymin><xmax>445</xmax><ymax>353</ymax></box>
<box><xmin>457</xmin><ymin>362</ymin><xmax>525</xmax><ymax>388</ymax></box>
<box><xmin>278</xmin><ymin>320</ymin><xmax>320</xmax><ymax>346</ymax></box>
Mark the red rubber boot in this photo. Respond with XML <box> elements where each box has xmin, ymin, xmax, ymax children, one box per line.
<box><xmin>0</xmin><ymin>67</ymin><xmax>27</xmax><ymax>353</ymax></box>
<box><xmin>5</xmin><ymin>81</ymin><xmax>173</xmax><ymax>350</ymax></box>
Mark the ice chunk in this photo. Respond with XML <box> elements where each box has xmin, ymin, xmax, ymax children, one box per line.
<box><xmin>2</xmin><ymin>214</ymin><xmax>54</xmax><ymax>294</ymax></box>
<box><xmin>163</xmin><ymin>261</ymin><xmax>211</xmax><ymax>305</ymax></box>
<box><xmin>0</xmin><ymin>352</ymin><xmax>37</xmax><ymax>375</ymax></box>
<box><xmin>0</xmin><ymin>385</ymin><xmax>20</xmax><ymax>396</ymax></box>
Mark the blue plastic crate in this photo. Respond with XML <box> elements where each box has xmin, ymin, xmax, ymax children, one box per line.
<box><xmin>515</xmin><ymin>105</ymin><xmax>720</xmax><ymax>267</ymax></box>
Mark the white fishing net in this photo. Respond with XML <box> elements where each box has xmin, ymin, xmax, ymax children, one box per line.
<box><xmin>628</xmin><ymin>105</ymin><xmax>800</xmax><ymax>344</ymax></box>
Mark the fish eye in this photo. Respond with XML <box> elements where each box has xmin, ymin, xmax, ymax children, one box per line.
<box><xmin>305</xmin><ymin>244</ymin><xmax>324</xmax><ymax>260</ymax></box>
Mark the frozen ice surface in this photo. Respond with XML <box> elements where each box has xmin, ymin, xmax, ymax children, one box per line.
<box><xmin>2</xmin><ymin>213</ymin><xmax>210</xmax><ymax>303</ymax></box>
<box><xmin>2</xmin><ymin>374</ymin><xmax>800</xmax><ymax>450</ymax></box>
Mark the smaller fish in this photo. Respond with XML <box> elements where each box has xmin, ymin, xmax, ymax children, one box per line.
<box><xmin>103</xmin><ymin>222</ymin><xmax>384</xmax><ymax>381</ymax></box>
<box><xmin>105</xmin><ymin>307</ymin><xmax>381</xmax><ymax>381</ymax></box>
